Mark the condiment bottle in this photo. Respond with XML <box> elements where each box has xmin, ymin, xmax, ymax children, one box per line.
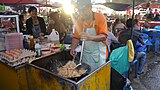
<box><xmin>29</xmin><ymin>36</ymin><xmax>35</xmax><ymax>50</ymax></box>
<box><xmin>23</xmin><ymin>36</ymin><xmax>29</xmax><ymax>49</ymax></box>
<box><xmin>35</xmin><ymin>41</ymin><xmax>42</xmax><ymax>57</ymax></box>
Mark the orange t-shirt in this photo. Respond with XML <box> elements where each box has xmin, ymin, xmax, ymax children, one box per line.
<box><xmin>74</xmin><ymin>12</ymin><xmax>109</xmax><ymax>58</ymax></box>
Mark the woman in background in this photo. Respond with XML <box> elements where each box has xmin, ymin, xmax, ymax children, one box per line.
<box><xmin>26</xmin><ymin>6</ymin><xmax>46</xmax><ymax>38</ymax></box>
<box><xmin>47</xmin><ymin>12</ymin><xmax>66</xmax><ymax>43</ymax></box>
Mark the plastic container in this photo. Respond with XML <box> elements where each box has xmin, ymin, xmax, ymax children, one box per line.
<box><xmin>5</xmin><ymin>33</ymin><xmax>23</xmax><ymax>50</ymax></box>
<box><xmin>48</xmin><ymin>29</ymin><xmax>59</xmax><ymax>44</ymax></box>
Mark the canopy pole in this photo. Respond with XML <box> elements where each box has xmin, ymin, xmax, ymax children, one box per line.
<box><xmin>131</xmin><ymin>0</ymin><xmax>135</xmax><ymax>39</ymax></box>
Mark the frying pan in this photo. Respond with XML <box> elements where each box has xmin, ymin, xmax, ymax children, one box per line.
<box><xmin>67</xmin><ymin>62</ymin><xmax>91</xmax><ymax>82</ymax></box>
<box><xmin>44</xmin><ymin>59</ymin><xmax>91</xmax><ymax>82</ymax></box>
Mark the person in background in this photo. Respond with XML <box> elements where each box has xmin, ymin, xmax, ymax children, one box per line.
<box><xmin>146</xmin><ymin>8</ymin><xmax>151</xmax><ymax>15</ymax></box>
<box><xmin>119</xmin><ymin>18</ymin><xmax>144</xmax><ymax>47</ymax></box>
<box><xmin>106</xmin><ymin>22</ymin><xmax>119</xmax><ymax>53</ymax></box>
<box><xmin>113</xmin><ymin>18</ymin><xmax>127</xmax><ymax>35</ymax></box>
<box><xmin>135</xmin><ymin>14</ymin><xmax>141</xmax><ymax>26</ymax></box>
<box><xmin>114</xmin><ymin>18</ymin><xmax>127</xmax><ymax>30</ymax></box>
<box><xmin>154</xmin><ymin>9</ymin><xmax>159</xmax><ymax>15</ymax></box>
<box><xmin>26</xmin><ymin>6</ymin><xmax>46</xmax><ymax>38</ymax></box>
<box><xmin>19</xmin><ymin>15</ymin><xmax>25</xmax><ymax>33</ymax></box>
<box><xmin>154</xmin><ymin>14</ymin><xmax>160</xmax><ymax>21</ymax></box>
<box><xmin>146</xmin><ymin>8</ymin><xmax>154</xmax><ymax>21</ymax></box>
<box><xmin>118</xmin><ymin>18</ymin><xmax>146</xmax><ymax>74</ymax></box>
<box><xmin>141</xmin><ymin>20</ymin><xmax>150</xmax><ymax>30</ymax></box>
<box><xmin>47</xmin><ymin>12</ymin><xmax>66</xmax><ymax>43</ymax></box>
<box><xmin>70</xmin><ymin>0</ymin><xmax>108</xmax><ymax>72</ymax></box>
<box><xmin>0</xmin><ymin>18</ymin><xmax>4</xmax><ymax>28</ymax></box>
<box><xmin>134</xmin><ymin>19</ymin><xmax>141</xmax><ymax>32</ymax></box>
<box><xmin>138</xmin><ymin>13</ymin><xmax>141</xmax><ymax>20</ymax></box>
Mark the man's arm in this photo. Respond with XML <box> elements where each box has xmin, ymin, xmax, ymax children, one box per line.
<box><xmin>138</xmin><ymin>36</ymin><xmax>145</xmax><ymax>45</ymax></box>
<box><xmin>89</xmin><ymin>34</ymin><xmax>107</xmax><ymax>42</ymax></box>
<box><xmin>80</xmin><ymin>32</ymin><xmax>107</xmax><ymax>42</ymax></box>
<box><xmin>70</xmin><ymin>38</ymin><xmax>79</xmax><ymax>56</ymax></box>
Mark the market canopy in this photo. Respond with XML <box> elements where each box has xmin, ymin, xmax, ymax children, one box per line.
<box><xmin>102</xmin><ymin>2</ymin><xmax>130</xmax><ymax>11</ymax></box>
<box><xmin>0</xmin><ymin>0</ymin><xmax>39</xmax><ymax>4</ymax></box>
<box><xmin>0</xmin><ymin>0</ymin><xmax>54</xmax><ymax>6</ymax></box>
<box><xmin>0</xmin><ymin>0</ymin><xmax>59</xmax><ymax>7</ymax></box>
<box><xmin>105</xmin><ymin>0</ymin><xmax>148</xmax><ymax>5</ymax></box>
<box><xmin>103</xmin><ymin>0</ymin><xmax>149</xmax><ymax>11</ymax></box>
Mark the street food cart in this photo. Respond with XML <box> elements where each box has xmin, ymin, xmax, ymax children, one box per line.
<box><xmin>0</xmin><ymin>49</ymin><xmax>111</xmax><ymax>90</ymax></box>
<box><xmin>0</xmin><ymin>62</ymin><xmax>28</xmax><ymax>90</ymax></box>
<box><xmin>27</xmin><ymin>50</ymin><xmax>111</xmax><ymax>90</ymax></box>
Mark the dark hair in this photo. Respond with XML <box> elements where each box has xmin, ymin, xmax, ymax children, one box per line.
<box><xmin>19</xmin><ymin>15</ymin><xmax>24</xmax><ymax>20</ymax></box>
<box><xmin>28</xmin><ymin>6</ymin><xmax>37</xmax><ymax>13</ymax></box>
<box><xmin>126</xmin><ymin>18</ymin><xmax>135</xmax><ymax>28</ymax></box>
<box><xmin>107</xmin><ymin>22</ymin><xmax>112</xmax><ymax>28</ymax></box>
<box><xmin>134</xmin><ymin>19</ymin><xmax>138</xmax><ymax>24</ymax></box>
<box><xmin>49</xmin><ymin>12</ymin><xmax>59</xmax><ymax>21</ymax></box>
<box><xmin>115</xmin><ymin>18</ymin><xmax>120</xmax><ymax>24</ymax></box>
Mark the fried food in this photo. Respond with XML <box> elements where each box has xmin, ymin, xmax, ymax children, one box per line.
<box><xmin>57</xmin><ymin>61</ymin><xmax>87</xmax><ymax>78</ymax></box>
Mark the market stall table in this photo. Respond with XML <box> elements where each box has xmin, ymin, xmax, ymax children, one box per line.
<box><xmin>140</xmin><ymin>21</ymin><xmax>160</xmax><ymax>28</ymax></box>
<box><xmin>149</xmin><ymin>21</ymin><xmax>160</xmax><ymax>28</ymax></box>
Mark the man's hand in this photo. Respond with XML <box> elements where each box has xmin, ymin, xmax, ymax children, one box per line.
<box><xmin>70</xmin><ymin>49</ymin><xmax>77</xmax><ymax>56</ymax></box>
<box><xmin>80</xmin><ymin>32</ymin><xmax>106</xmax><ymax>42</ymax></box>
<box><xmin>70</xmin><ymin>38</ymin><xmax>79</xmax><ymax>56</ymax></box>
<box><xmin>39</xmin><ymin>33</ymin><xmax>44</xmax><ymax>37</ymax></box>
<box><xmin>80</xmin><ymin>32</ymin><xmax>92</xmax><ymax>41</ymax></box>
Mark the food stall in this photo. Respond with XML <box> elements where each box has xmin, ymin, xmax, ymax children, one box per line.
<box><xmin>0</xmin><ymin>10</ymin><xmax>111</xmax><ymax>90</ymax></box>
<box><xmin>0</xmin><ymin>48</ymin><xmax>111</xmax><ymax>90</ymax></box>
<box><xmin>0</xmin><ymin>30</ymin><xmax>111</xmax><ymax>90</ymax></box>
<box><xmin>27</xmin><ymin>50</ymin><xmax>111</xmax><ymax>90</ymax></box>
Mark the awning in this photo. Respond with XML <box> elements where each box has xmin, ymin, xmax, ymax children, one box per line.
<box><xmin>102</xmin><ymin>2</ymin><xmax>131</xmax><ymax>11</ymax></box>
<box><xmin>141</xmin><ymin>2</ymin><xmax>160</xmax><ymax>8</ymax></box>
<box><xmin>0</xmin><ymin>0</ymin><xmax>39</xmax><ymax>4</ymax></box>
<box><xmin>105</xmin><ymin>0</ymin><xmax>148</xmax><ymax>5</ymax></box>
<box><xmin>0</xmin><ymin>0</ymin><xmax>58</xmax><ymax>8</ymax></box>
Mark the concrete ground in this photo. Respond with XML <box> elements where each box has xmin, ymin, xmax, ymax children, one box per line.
<box><xmin>130</xmin><ymin>52</ymin><xmax>160</xmax><ymax>90</ymax></box>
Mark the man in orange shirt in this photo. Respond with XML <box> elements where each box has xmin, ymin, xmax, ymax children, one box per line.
<box><xmin>70</xmin><ymin>0</ymin><xmax>108</xmax><ymax>71</ymax></box>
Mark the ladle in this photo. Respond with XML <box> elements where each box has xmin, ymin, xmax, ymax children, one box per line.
<box><xmin>75</xmin><ymin>41</ymin><xmax>85</xmax><ymax>68</ymax></box>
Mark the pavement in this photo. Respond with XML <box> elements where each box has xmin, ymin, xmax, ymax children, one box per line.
<box><xmin>130</xmin><ymin>52</ymin><xmax>160</xmax><ymax>90</ymax></box>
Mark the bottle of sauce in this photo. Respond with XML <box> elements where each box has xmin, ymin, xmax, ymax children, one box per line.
<box><xmin>35</xmin><ymin>41</ymin><xmax>41</xmax><ymax>57</ymax></box>
<box><xmin>29</xmin><ymin>36</ymin><xmax>35</xmax><ymax>50</ymax></box>
<box><xmin>23</xmin><ymin>36</ymin><xmax>29</xmax><ymax>49</ymax></box>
